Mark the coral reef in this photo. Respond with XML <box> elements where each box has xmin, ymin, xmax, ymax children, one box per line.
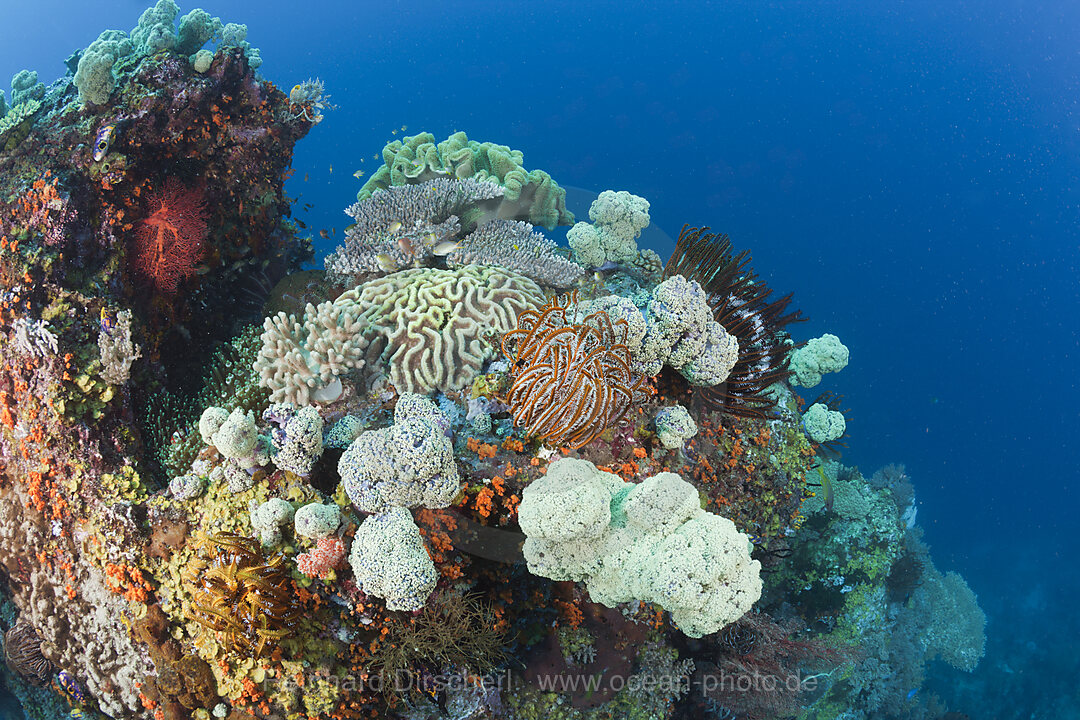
<box><xmin>0</xmin><ymin>5</ymin><xmax>985</xmax><ymax>718</ymax></box>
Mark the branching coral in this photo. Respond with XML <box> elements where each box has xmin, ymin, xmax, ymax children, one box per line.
<box><xmin>183</xmin><ymin>532</ymin><xmax>301</xmax><ymax>658</ymax></box>
<box><xmin>97</xmin><ymin>308</ymin><xmax>142</xmax><ymax>385</ymax></box>
<box><xmin>502</xmin><ymin>292</ymin><xmax>648</xmax><ymax>449</ymax></box>
<box><xmin>445</xmin><ymin>218</ymin><xmax>584</xmax><ymax>289</ymax></box>
<box><xmin>326</xmin><ymin>178</ymin><xmax>581</xmax><ymax>289</ymax></box>
<box><xmin>324</xmin><ymin>178</ymin><xmax>504</xmax><ymax>283</ymax></box>
<box><xmin>254</xmin><ymin>297</ymin><xmax>368</xmax><ymax>406</ymax></box>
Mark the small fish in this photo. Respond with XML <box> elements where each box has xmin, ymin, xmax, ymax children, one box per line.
<box><xmin>296</xmin><ymin>219</ymin><xmax>307</xmax><ymax>229</ymax></box>
<box><xmin>93</xmin><ymin>125</ymin><xmax>115</xmax><ymax>162</ymax></box>
<box><xmin>329</xmin><ymin>165</ymin><xmax>333</xmax><ymax>174</ymax></box>
<box><xmin>397</xmin><ymin>235</ymin><xmax>415</xmax><ymax>254</ymax></box>
<box><xmin>387</xmin><ymin>221</ymin><xmax>402</xmax><ymax>234</ymax></box>
<box><xmin>375</xmin><ymin>253</ymin><xmax>398</xmax><ymax>273</ymax></box>
<box><xmin>353</xmin><ymin>170</ymin><xmax>365</xmax><ymax>179</ymax></box>
<box><xmin>401</xmin><ymin>124</ymin><xmax>407</xmax><ymax>131</ymax></box>
<box><xmin>373</xmin><ymin>154</ymin><xmax>379</xmax><ymax>160</ymax></box>
<box><xmin>303</xmin><ymin>202</ymin><xmax>313</xmax><ymax>210</ymax></box>
<box><xmin>391</xmin><ymin>129</ymin><xmax>397</xmax><ymax>135</ymax></box>
<box><xmin>814</xmin><ymin>465</ymin><xmax>835</xmax><ymax>512</ymax></box>
<box><xmin>304</xmin><ymin>172</ymin><xmax>309</xmax><ymax>182</ymax></box>
<box><xmin>906</xmin><ymin>688</ymin><xmax>919</xmax><ymax>700</ymax></box>
<box><xmin>58</xmin><ymin>670</ymin><xmax>85</xmax><ymax>704</ymax></box>
<box><xmin>99</xmin><ymin>308</ymin><xmax>115</xmax><ymax>335</ymax></box>
<box><xmin>432</xmin><ymin>240</ymin><xmax>462</xmax><ymax>256</ymax></box>
<box><xmin>319</xmin><ymin>229</ymin><xmax>330</xmax><ymax>239</ymax></box>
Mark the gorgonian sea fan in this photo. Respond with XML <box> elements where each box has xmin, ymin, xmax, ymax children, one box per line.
<box><xmin>502</xmin><ymin>292</ymin><xmax>648</xmax><ymax>450</ymax></box>
<box><xmin>131</xmin><ymin>177</ymin><xmax>208</xmax><ymax>294</ymax></box>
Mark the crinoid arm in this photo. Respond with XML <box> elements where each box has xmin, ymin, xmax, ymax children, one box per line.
<box><xmin>665</xmin><ymin>225</ymin><xmax>806</xmax><ymax>417</ymax></box>
<box><xmin>183</xmin><ymin>531</ymin><xmax>301</xmax><ymax>658</ymax></box>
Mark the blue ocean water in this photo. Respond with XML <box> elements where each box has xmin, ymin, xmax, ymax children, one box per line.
<box><xmin>2</xmin><ymin>0</ymin><xmax>1077</xmax><ymax>716</ymax></box>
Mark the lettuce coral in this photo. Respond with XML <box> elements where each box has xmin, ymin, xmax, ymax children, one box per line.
<box><xmin>356</xmin><ymin>130</ymin><xmax>574</xmax><ymax>229</ymax></box>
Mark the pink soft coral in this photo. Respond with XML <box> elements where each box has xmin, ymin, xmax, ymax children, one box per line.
<box><xmin>296</xmin><ymin>536</ymin><xmax>346</xmax><ymax>579</ymax></box>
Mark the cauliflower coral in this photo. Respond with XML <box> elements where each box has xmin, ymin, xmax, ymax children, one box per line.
<box><xmin>567</xmin><ymin>190</ymin><xmax>650</xmax><ymax>267</ymax></box>
<box><xmin>519</xmin><ymin>458</ymin><xmax>762</xmax><ymax>637</ymax></box>
<box><xmin>348</xmin><ymin>508</ymin><xmax>438</xmax><ymax>612</ymax></box>
<box><xmin>790</xmin><ymin>333</ymin><xmax>849</xmax><ymax>388</ymax></box>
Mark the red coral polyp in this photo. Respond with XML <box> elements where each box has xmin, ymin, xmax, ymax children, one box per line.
<box><xmin>296</xmin><ymin>536</ymin><xmax>346</xmax><ymax>579</ymax></box>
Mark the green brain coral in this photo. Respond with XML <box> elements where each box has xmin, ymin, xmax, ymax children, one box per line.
<box><xmin>336</xmin><ymin>265</ymin><xmax>546</xmax><ymax>395</ymax></box>
<box><xmin>357</xmin><ymin>130</ymin><xmax>575</xmax><ymax>229</ymax></box>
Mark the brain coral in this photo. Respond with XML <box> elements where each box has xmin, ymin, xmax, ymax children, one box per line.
<box><xmin>336</xmin><ymin>266</ymin><xmax>546</xmax><ymax>394</ymax></box>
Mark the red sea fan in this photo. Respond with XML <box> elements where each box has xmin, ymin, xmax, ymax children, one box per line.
<box><xmin>131</xmin><ymin>177</ymin><xmax>208</xmax><ymax>294</ymax></box>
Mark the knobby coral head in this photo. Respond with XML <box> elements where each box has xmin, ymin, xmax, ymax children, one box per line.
<box><xmin>502</xmin><ymin>291</ymin><xmax>648</xmax><ymax>450</ymax></box>
<box><xmin>130</xmin><ymin>176</ymin><xmax>208</xmax><ymax>294</ymax></box>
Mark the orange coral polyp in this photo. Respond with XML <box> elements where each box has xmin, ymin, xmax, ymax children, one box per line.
<box><xmin>502</xmin><ymin>292</ymin><xmax>646</xmax><ymax>450</ymax></box>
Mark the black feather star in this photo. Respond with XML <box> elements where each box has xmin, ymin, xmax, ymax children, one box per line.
<box><xmin>664</xmin><ymin>225</ymin><xmax>806</xmax><ymax>418</ymax></box>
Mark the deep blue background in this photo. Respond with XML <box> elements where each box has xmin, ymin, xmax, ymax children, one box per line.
<box><xmin>3</xmin><ymin>0</ymin><xmax>1077</xmax><ymax>712</ymax></box>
